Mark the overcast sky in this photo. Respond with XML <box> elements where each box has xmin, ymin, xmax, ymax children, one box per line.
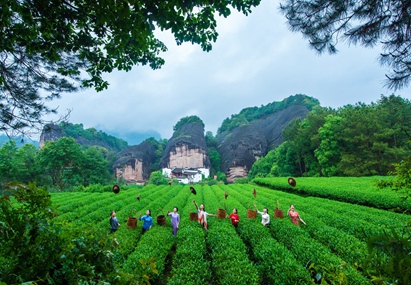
<box><xmin>45</xmin><ymin>0</ymin><xmax>411</xmax><ymax>144</ymax></box>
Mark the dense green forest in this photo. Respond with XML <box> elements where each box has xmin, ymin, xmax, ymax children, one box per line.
<box><xmin>249</xmin><ymin>95</ymin><xmax>411</xmax><ymax>179</ymax></box>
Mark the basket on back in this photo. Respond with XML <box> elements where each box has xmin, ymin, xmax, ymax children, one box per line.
<box><xmin>274</xmin><ymin>200</ymin><xmax>284</xmax><ymax>219</ymax></box>
<box><xmin>156</xmin><ymin>209</ymin><xmax>167</xmax><ymax>226</ymax></box>
<box><xmin>217</xmin><ymin>200</ymin><xmax>227</xmax><ymax>219</ymax></box>
<box><xmin>190</xmin><ymin>203</ymin><xmax>198</xmax><ymax>221</ymax></box>
<box><xmin>127</xmin><ymin>209</ymin><xmax>137</xmax><ymax>229</ymax></box>
<box><xmin>246</xmin><ymin>202</ymin><xmax>257</xmax><ymax>219</ymax></box>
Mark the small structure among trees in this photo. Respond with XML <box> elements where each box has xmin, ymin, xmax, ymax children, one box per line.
<box><xmin>162</xmin><ymin>167</ymin><xmax>210</xmax><ymax>184</ymax></box>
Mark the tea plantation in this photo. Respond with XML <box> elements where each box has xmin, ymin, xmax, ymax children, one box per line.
<box><xmin>49</xmin><ymin>180</ymin><xmax>411</xmax><ymax>285</ymax></box>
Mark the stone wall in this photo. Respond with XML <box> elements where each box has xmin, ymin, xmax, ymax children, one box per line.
<box><xmin>226</xmin><ymin>166</ymin><xmax>248</xmax><ymax>183</ymax></box>
<box><xmin>167</xmin><ymin>144</ymin><xmax>208</xmax><ymax>168</ymax></box>
<box><xmin>115</xmin><ymin>158</ymin><xmax>143</xmax><ymax>183</ymax></box>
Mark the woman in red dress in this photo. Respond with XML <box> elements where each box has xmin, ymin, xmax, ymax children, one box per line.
<box><xmin>227</xmin><ymin>208</ymin><xmax>239</xmax><ymax>228</ymax></box>
<box><xmin>287</xmin><ymin>204</ymin><xmax>306</xmax><ymax>226</ymax></box>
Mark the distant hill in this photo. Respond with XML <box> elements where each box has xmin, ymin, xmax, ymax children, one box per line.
<box><xmin>39</xmin><ymin>123</ymin><xmax>129</xmax><ymax>152</ymax></box>
<box><xmin>0</xmin><ymin>134</ymin><xmax>40</xmax><ymax>148</ymax></box>
<box><xmin>217</xmin><ymin>94</ymin><xmax>319</xmax><ymax>135</ymax></box>
<box><xmin>104</xmin><ymin>130</ymin><xmax>161</xmax><ymax>146</ymax></box>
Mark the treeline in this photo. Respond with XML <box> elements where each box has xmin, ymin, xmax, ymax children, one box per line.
<box><xmin>58</xmin><ymin>122</ymin><xmax>129</xmax><ymax>152</ymax></box>
<box><xmin>249</xmin><ymin>95</ymin><xmax>411</xmax><ymax>178</ymax></box>
<box><xmin>0</xmin><ymin>136</ymin><xmax>164</xmax><ymax>191</ymax></box>
<box><xmin>217</xmin><ymin>94</ymin><xmax>320</xmax><ymax>135</ymax></box>
<box><xmin>0</xmin><ymin>138</ymin><xmax>113</xmax><ymax>190</ymax></box>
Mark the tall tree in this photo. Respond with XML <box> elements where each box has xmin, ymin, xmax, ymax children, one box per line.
<box><xmin>12</xmin><ymin>143</ymin><xmax>40</xmax><ymax>184</ymax></box>
<box><xmin>314</xmin><ymin>115</ymin><xmax>342</xmax><ymax>177</ymax></box>
<box><xmin>0</xmin><ymin>140</ymin><xmax>18</xmax><ymax>183</ymax></box>
<box><xmin>80</xmin><ymin>146</ymin><xmax>112</xmax><ymax>186</ymax></box>
<box><xmin>282</xmin><ymin>106</ymin><xmax>334</xmax><ymax>176</ymax></box>
<box><xmin>1</xmin><ymin>0</ymin><xmax>261</xmax><ymax>137</ymax></box>
<box><xmin>280</xmin><ymin>0</ymin><xmax>411</xmax><ymax>90</ymax></box>
<box><xmin>37</xmin><ymin>137</ymin><xmax>85</xmax><ymax>189</ymax></box>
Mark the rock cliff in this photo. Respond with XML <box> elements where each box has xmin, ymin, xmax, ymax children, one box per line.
<box><xmin>159</xmin><ymin>122</ymin><xmax>210</xmax><ymax>169</ymax></box>
<box><xmin>217</xmin><ymin>105</ymin><xmax>309</xmax><ymax>182</ymax></box>
<box><xmin>112</xmin><ymin>141</ymin><xmax>157</xmax><ymax>183</ymax></box>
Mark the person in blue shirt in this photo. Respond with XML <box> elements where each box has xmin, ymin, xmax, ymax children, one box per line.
<box><xmin>139</xmin><ymin>209</ymin><xmax>153</xmax><ymax>234</ymax></box>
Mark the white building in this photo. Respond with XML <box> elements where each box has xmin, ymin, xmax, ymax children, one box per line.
<box><xmin>162</xmin><ymin>167</ymin><xmax>210</xmax><ymax>184</ymax></box>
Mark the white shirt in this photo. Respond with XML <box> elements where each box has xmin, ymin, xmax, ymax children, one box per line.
<box><xmin>258</xmin><ymin>211</ymin><xmax>270</xmax><ymax>225</ymax></box>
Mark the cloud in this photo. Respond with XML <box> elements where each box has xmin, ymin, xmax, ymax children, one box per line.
<box><xmin>43</xmin><ymin>0</ymin><xmax>411</xmax><ymax>144</ymax></box>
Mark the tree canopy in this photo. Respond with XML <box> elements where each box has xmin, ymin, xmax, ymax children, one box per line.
<box><xmin>280</xmin><ymin>0</ymin><xmax>411</xmax><ymax>90</ymax></box>
<box><xmin>249</xmin><ymin>95</ymin><xmax>411</xmax><ymax>178</ymax></box>
<box><xmin>1</xmin><ymin>0</ymin><xmax>261</xmax><ymax>137</ymax></box>
<box><xmin>173</xmin><ymin>115</ymin><xmax>205</xmax><ymax>131</ymax></box>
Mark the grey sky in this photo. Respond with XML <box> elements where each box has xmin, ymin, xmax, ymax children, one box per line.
<box><xmin>46</xmin><ymin>0</ymin><xmax>411</xmax><ymax>143</ymax></box>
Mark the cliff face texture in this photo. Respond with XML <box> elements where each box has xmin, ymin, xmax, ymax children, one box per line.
<box><xmin>217</xmin><ymin>105</ymin><xmax>309</xmax><ymax>182</ymax></box>
<box><xmin>113</xmin><ymin>141</ymin><xmax>157</xmax><ymax>183</ymax></box>
<box><xmin>39</xmin><ymin>124</ymin><xmax>64</xmax><ymax>148</ymax></box>
<box><xmin>159</xmin><ymin>122</ymin><xmax>210</xmax><ymax>169</ymax></box>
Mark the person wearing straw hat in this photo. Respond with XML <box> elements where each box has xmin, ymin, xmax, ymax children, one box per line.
<box><xmin>167</xmin><ymin>207</ymin><xmax>180</xmax><ymax>236</ymax></box>
<box><xmin>227</xmin><ymin>208</ymin><xmax>239</xmax><ymax>228</ymax></box>
<box><xmin>254</xmin><ymin>204</ymin><xmax>270</xmax><ymax>226</ymax></box>
<box><xmin>193</xmin><ymin>200</ymin><xmax>216</xmax><ymax>231</ymax></box>
<box><xmin>287</xmin><ymin>204</ymin><xmax>306</xmax><ymax>226</ymax></box>
<box><xmin>139</xmin><ymin>209</ymin><xmax>153</xmax><ymax>234</ymax></box>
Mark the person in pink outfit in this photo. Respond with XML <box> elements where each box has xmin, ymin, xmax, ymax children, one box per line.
<box><xmin>287</xmin><ymin>204</ymin><xmax>306</xmax><ymax>226</ymax></box>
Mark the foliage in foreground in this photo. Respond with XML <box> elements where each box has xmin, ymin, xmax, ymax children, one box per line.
<box><xmin>0</xmin><ymin>183</ymin><xmax>122</xmax><ymax>284</ymax></box>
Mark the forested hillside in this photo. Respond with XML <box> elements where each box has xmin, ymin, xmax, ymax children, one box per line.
<box><xmin>41</xmin><ymin>122</ymin><xmax>128</xmax><ymax>152</ymax></box>
<box><xmin>249</xmin><ymin>94</ymin><xmax>411</xmax><ymax>179</ymax></box>
<box><xmin>217</xmin><ymin>94</ymin><xmax>319</xmax><ymax>135</ymax></box>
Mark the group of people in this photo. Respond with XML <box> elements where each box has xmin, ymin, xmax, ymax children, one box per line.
<box><xmin>109</xmin><ymin>201</ymin><xmax>306</xmax><ymax>236</ymax></box>
<box><xmin>192</xmin><ymin>199</ymin><xmax>306</xmax><ymax>231</ymax></box>
<box><xmin>110</xmin><ymin>208</ymin><xmax>181</xmax><ymax>236</ymax></box>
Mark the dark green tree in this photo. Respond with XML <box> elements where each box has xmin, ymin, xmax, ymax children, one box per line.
<box><xmin>270</xmin><ymin>142</ymin><xmax>301</xmax><ymax>177</ymax></box>
<box><xmin>173</xmin><ymin>115</ymin><xmax>205</xmax><ymax>131</ymax></box>
<box><xmin>37</xmin><ymin>137</ymin><xmax>85</xmax><ymax>189</ymax></box>
<box><xmin>2</xmin><ymin>0</ymin><xmax>261</xmax><ymax>136</ymax></box>
<box><xmin>248</xmin><ymin>148</ymin><xmax>277</xmax><ymax>179</ymax></box>
<box><xmin>314</xmin><ymin>115</ymin><xmax>343</xmax><ymax>177</ymax></box>
<box><xmin>149</xmin><ymin>170</ymin><xmax>168</xmax><ymax>185</ymax></box>
<box><xmin>12</xmin><ymin>143</ymin><xmax>40</xmax><ymax>184</ymax></box>
<box><xmin>282</xmin><ymin>106</ymin><xmax>334</xmax><ymax>176</ymax></box>
<box><xmin>280</xmin><ymin>0</ymin><xmax>411</xmax><ymax>90</ymax></box>
<box><xmin>80</xmin><ymin>146</ymin><xmax>112</xmax><ymax>186</ymax></box>
<box><xmin>208</xmin><ymin>147</ymin><xmax>221</xmax><ymax>178</ymax></box>
<box><xmin>205</xmin><ymin>131</ymin><xmax>218</xmax><ymax>148</ymax></box>
<box><xmin>0</xmin><ymin>140</ymin><xmax>18</xmax><ymax>183</ymax></box>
